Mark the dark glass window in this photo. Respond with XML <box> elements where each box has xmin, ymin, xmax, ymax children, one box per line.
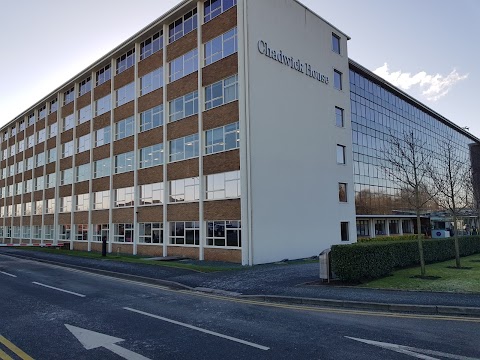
<box><xmin>169</xmin><ymin>9</ymin><xmax>197</xmax><ymax>43</ymax></box>
<box><xmin>341</xmin><ymin>222</ymin><xmax>349</xmax><ymax>241</ymax></box>
<box><xmin>336</xmin><ymin>144</ymin><xmax>346</xmax><ymax>164</ymax></box>
<box><xmin>116</xmin><ymin>49</ymin><xmax>135</xmax><ymax>74</ymax></box>
<box><xmin>78</xmin><ymin>77</ymin><xmax>91</xmax><ymax>96</ymax></box>
<box><xmin>96</xmin><ymin>64</ymin><xmax>111</xmax><ymax>86</ymax></box>
<box><xmin>140</xmin><ymin>31</ymin><xmax>163</xmax><ymax>60</ymax></box>
<box><xmin>339</xmin><ymin>183</ymin><xmax>347</xmax><ymax>202</ymax></box>
<box><xmin>332</xmin><ymin>33</ymin><xmax>340</xmax><ymax>54</ymax></box>
<box><xmin>335</xmin><ymin>107</ymin><xmax>344</xmax><ymax>127</ymax></box>
<box><xmin>334</xmin><ymin>70</ymin><xmax>342</xmax><ymax>90</ymax></box>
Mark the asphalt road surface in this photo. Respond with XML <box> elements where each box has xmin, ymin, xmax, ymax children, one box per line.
<box><xmin>0</xmin><ymin>253</ymin><xmax>479</xmax><ymax>360</ymax></box>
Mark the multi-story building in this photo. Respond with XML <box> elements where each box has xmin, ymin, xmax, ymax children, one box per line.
<box><xmin>0</xmin><ymin>0</ymin><xmax>478</xmax><ymax>264</ymax></box>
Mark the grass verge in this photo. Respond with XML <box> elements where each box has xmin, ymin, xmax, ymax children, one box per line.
<box><xmin>362</xmin><ymin>253</ymin><xmax>480</xmax><ymax>293</ymax></box>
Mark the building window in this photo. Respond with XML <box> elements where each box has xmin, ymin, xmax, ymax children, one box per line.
<box><xmin>49</xmin><ymin>122</ymin><xmax>58</xmax><ymax>138</ymax></box>
<box><xmin>92</xmin><ymin>224</ymin><xmax>109</xmax><ymax>242</ymax></box>
<box><xmin>15</xmin><ymin>183</ymin><xmax>23</xmax><ymax>196</ymax></box>
<box><xmin>46</xmin><ymin>173</ymin><xmax>56</xmax><ymax>188</ymax></box>
<box><xmin>389</xmin><ymin>220</ymin><xmax>399</xmax><ymax>235</ymax></box>
<box><xmin>205</xmin><ymin>74</ymin><xmax>238</xmax><ymax>110</ymax></box>
<box><xmin>60</xmin><ymin>196</ymin><xmax>72</xmax><ymax>213</ymax></box>
<box><xmin>206</xmin><ymin>220</ymin><xmax>241</xmax><ymax>247</ymax></box>
<box><xmin>116</xmin><ymin>82</ymin><xmax>135</xmax><ymax>107</ymax></box>
<box><xmin>169</xmin><ymin>49</ymin><xmax>198</xmax><ymax>82</ymax></box>
<box><xmin>25</xmin><ymin>179</ymin><xmax>33</xmax><ymax>193</ymax></box>
<box><xmin>169</xmin><ymin>134</ymin><xmax>199</xmax><ymax>162</ymax></box>
<box><xmin>93</xmin><ymin>190</ymin><xmax>110</xmax><ymax>210</ymax></box>
<box><xmin>95</xmin><ymin>94</ymin><xmax>112</xmax><ymax>116</ymax></box>
<box><xmin>37</xmin><ymin>129</ymin><xmax>46</xmax><ymax>143</ymax></box>
<box><xmin>17</xmin><ymin>140</ymin><xmax>24</xmax><ymax>153</ymax></box>
<box><xmin>64</xmin><ymin>87</ymin><xmax>75</xmax><ymax>105</ymax></box>
<box><xmin>139</xmin><ymin>144</ymin><xmax>163</xmax><ymax>169</ymax></box>
<box><xmin>33</xmin><ymin>200</ymin><xmax>43</xmax><ymax>215</ymax></box>
<box><xmin>336</xmin><ymin>145</ymin><xmax>346</xmax><ymax>164</ymax></box>
<box><xmin>62</xmin><ymin>141</ymin><xmax>74</xmax><ymax>158</ymax></box>
<box><xmin>140</xmin><ymin>31</ymin><xmax>163</xmax><ymax>60</ymax></box>
<box><xmin>50</xmin><ymin>98</ymin><xmax>58</xmax><ymax>114</ymax></box>
<box><xmin>34</xmin><ymin>176</ymin><xmax>44</xmax><ymax>191</ymax></box>
<box><xmin>76</xmin><ymin>194</ymin><xmax>90</xmax><ymax>212</ymax></box>
<box><xmin>47</xmin><ymin>148</ymin><xmax>57</xmax><ymax>164</ymax></box>
<box><xmin>205</xmin><ymin>122</ymin><xmax>239</xmax><ymax>155</ymax></box>
<box><xmin>19</xmin><ymin>120</ymin><xmax>25</xmax><ymax>131</ymax></box>
<box><xmin>115</xmin><ymin>187</ymin><xmax>135</xmax><ymax>207</ymax></box>
<box><xmin>76</xmin><ymin>163</ymin><xmax>91</xmax><ymax>182</ymax></box>
<box><xmin>114</xmin><ymin>151</ymin><xmax>135</xmax><ymax>174</ymax></box>
<box><xmin>341</xmin><ymin>222</ymin><xmax>349</xmax><ymax>241</ymax></box>
<box><xmin>94</xmin><ymin>158</ymin><xmax>111</xmax><ymax>179</ymax></box>
<box><xmin>77</xmin><ymin>134</ymin><xmax>91</xmax><ymax>153</ymax></box>
<box><xmin>45</xmin><ymin>199</ymin><xmax>55</xmax><ymax>214</ymax></box>
<box><xmin>61</xmin><ymin>168</ymin><xmax>73</xmax><ymax>186</ymax></box>
<box><xmin>206</xmin><ymin>170</ymin><xmax>240</xmax><ymax>200</ymax></box>
<box><xmin>78</xmin><ymin>104</ymin><xmax>92</xmax><ymax>124</ymax></box>
<box><xmin>204</xmin><ymin>27</ymin><xmax>237</xmax><ymax>66</ymax></box>
<box><xmin>38</xmin><ymin>106</ymin><xmax>46</xmax><ymax>120</ymax></box>
<box><xmin>32</xmin><ymin>226</ymin><xmax>42</xmax><ymax>239</ymax></box>
<box><xmin>75</xmin><ymin>224</ymin><xmax>89</xmax><ymax>241</ymax></box>
<box><xmin>356</xmin><ymin>220</ymin><xmax>370</xmax><ymax>237</ymax></box>
<box><xmin>375</xmin><ymin>220</ymin><xmax>386</xmax><ymax>236</ymax></box>
<box><xmin>169</xmin><ymin>9</ymin><xmax>197</xmax><ymax>43</ymax></box>
<box><xmin>139</xmin><ymin>183</ymin><xmax>163</xmax><ymax>205</ymax></box>
<box><xmin>116</xmin><ymin>49</ymin><xmax>135</xmax><ymax>75</ymax></box>
<box><xmin>28</xmin><ymin>113</ymin><xmax>36</xmax><ymax>126</ymax></box>
<box><xmin>140</xmin><ymin>105</ymin><xmax>163</xmax><ymax>132</ymax></box>
<box><xmin>95</xmin><ymin>126</ymin><xmax>111</xmax><ymax>147</ymax></box>
<box><xmin>59</xmin><ymin>225</ymin><xmax>71</xmax><ymax>240</ymax></box>
<box><xmin>115</xmin><ymin>116</ymin><xmax>135</xmax><ymax>140</ymax></box>
<box><xmin>169</xmin><ymin>91</ymin><xmax>198</xmax><ymax>122</ymax></box>
<box><xmin>170</xmin><ymin>177</ymin><xmax>200</xmax><ymax>203</ymax></box>
<box><xmin>14</xmin><ymin>204</ymin><xmax>21</xmax><ymax>217</ymax></box>
<box><xmin>78</xmin><ymin>77</ymin><xmax>91</xmax><ymax>96</ymax></box>
<box><xmin>339</xmin><ymin>183</ymin><xmax>347</xmax><ymax>202</ymax></box>
<box><xmin>402</xmin><ymin>220</ymin><xmax>413</xmax><ymax>234</ymax></box>
<box><xmin>23</xmin><ymin>226</ymin><xmax>31</xmax><ymax>239</ymax></box>
<box><xmin>16</xmin><ymin>160</ymin><xmax>24</xmax><ymax>173</ymax></box>
<box><xmin>139</xmin><ymin>223</ymin><xmax>163</xmax><ymax>244</ymax></box>
<box><xmin>44</xmin><ymin>225</ymin><xmax>54</xmax><ymax>240</ymax></box>
<box><xmin>334</xmin><ymin>70</ymin><xmax>342</xmax><ymax>90</ymax></box>
<box><xmin>332</xmin><ymin>33</ymin><xmax>341</xmax><ymax>54</ymax></box>
<box><xmin>204</xmin><ymin>0</ymin><xmax>237</xmax><ymax>22</ymax></box>
<box><xmin>114</xmin><ymin>223</ymin><xmax>134</xmax><ymax>243</ymax></box>
<box><xmin>140</xmin><ymin>67</ymin><xmax>163</xmax><ymax>96</ymax></box>
<box><xmin>35</xmin><ymin>152</ymin><xmax>45</xmax><ymax>168</ymax></box>
<box><xmin>27</xmin><ymin>135</ymin><xmax>34</xmax><ymax>149</ymax></box>
<box><xmin>335</xmin><ymin>107</ymin><xmax>344</xmax><ymax>127</ymax></box>
<box><xmin>96</xmin><ymin>64</ymin><xmax>111</xmax><ymax>86</ymax></box>
<box><xmin>63</xmin><ymin>114</ymin><xmax>75</xmax><ymax>131</ymax></box>
<box><xmin>169</xmin><ymin>222</ymin><xmax>199</xmax><ymax>245</ymax></box>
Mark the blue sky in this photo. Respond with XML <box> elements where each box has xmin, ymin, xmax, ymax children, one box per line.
<box><xmin>0</xmin><ymin>0</ymin><xmax>477</xmax><ymax>137</ymax></box>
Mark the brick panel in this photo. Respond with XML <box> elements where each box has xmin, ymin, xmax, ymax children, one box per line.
<box><xmin>92</xmin><ymin>178</ymin><xmax>110</xmax><ymax>192</ymax></box>
<box><xmin>204</xmin><ymin>248</ymin><xmax>241</xmax><ymax>263</ymax></box>
<box><xmin>138</xmin><ymin>88</ymin><xmax>163</xmax><ymax>113</ymax></box>
<box><xmin>203</xmin><ymin>101</ymin><xmax>239</xmax><ymax>131</ymax></box>
<box><xmin>76</xmin><ymin>122</ymin><xmax>91</xmax><ymax>137</ymax></box>
<box><xmin>24</xmin><ymin>172</ymin><xmax>32</xmax><ymax>181</ymax></box>
<box><xmin>112</xmin><ymin>244</ymin><xmax>133</xmax><ymax>255</ymax></box>
<box><xmin>113</xmin><ymin>137</ymin><xmax>134</xmax><ymax>155</ymax></box>
<box><xmin>91</xmin><ymin>210</ymin><xmax>109</xmax><ymax>223</ymax></box>
<box><xmin>44</xmin><ymin>214</ymin><xmax>54</xmax><ymax>225</ymax></box>
<box><xmin>74</xmin><ymin>181</ymin><xmax>89</xmax><ymax>195</ymax></box>
<box><xmin>75</xmin><ymin>151</ymin><xmax>90</xmax><ymax>165</ymax></box>
<box><xmin>62</xmin><ymin>102</ymin><xmax>74</xmax><ymax>117</ymax></box>
<box><xmin>114</xmin><ymin>102</ymin><xmax>135</xmax><ymax>122</ymax></box>
<box><xmin>15</xmin><ymin>174</ymin><xmax>22</xmax><ymax>184</ymax></box>
<box><xmin>167</xmin><ymin>202</ymin><xmax>199</xmax><ymax>221</ymax></box>
<box><xmin>6</xmin><ymin>177</ymin><xmax>13</xmax><ymax>186</ymax></box>
<box><xmin>204</xmin><ymin>199</ymin><xmax>241</xmax><ymax>220</ymax></box>
<box><xmin>59</xmin><ymin>185</ymin><xmax>72</xmax><ymax>197</ymax></box>
<box><xmin>166</xmin><ymin>30</ymin><xmax>197</xmax><ymax>62</ymax></box>
<box><xmin>32</xmin><ymin>215</ymin><xmax>42</xmax><ymax>226</ymax></box>
<box><xmin>13</xmin><ymin>195</ymin><xmax>21</xmax><ymax>204</ymax></box>
<box><xmin>46</xmin><ymin>137</ymin><xmax>56</xmax><ymax>149</ymax></box>
<box><xmin>22</xmin><ymin>216</ymin><xmax>30</xmax><ymax>224</ymax></box>
<box><xmin>202</xmin><ymin>54</ymin><xmax>238</xmax><ymax>86</ymax></box>
<box><xmin>34</xmin><ymin>167</ymin><xmax>44</xmax><ymax>178</ymax></box>
<box><xmin>137</xmin><ymin>245</ymin><xmax>164</xmax><ymax>257</ymax></box>
<box><xmin>45</xmin><ymin>163</ymin><xmax>55</xmax><ymax>175</ymax></box>
<box><xmin>24</xmin><ymin>148</ymin><xmax>33</xmax><ymax>159</ymax></box>
<box><xmin>112</xmin><ymin>208</ymin><xmax>134</xmax><ymax>223</ymax></box>
<box><xmin>73</xmin><ymin>242</ymin><xmax>88</xmax><ymax>251</ymax></box>
<box><xmin>33</xmin><ymin>191</ymin><xmax>43</xmax><ymax>201</ymax></box>
<box><xmin>74</xmin><ymin>212</ymin><xmax>88</xmax><ymax>224</ymax></box>
<box><xmin>94</xmin><ymin>81</ymin><xmax>112</xmax><ymax>100</ymax></box>
<box><xmin>17</xmin><ymin>132</ymin><xmax>25</xmax><ymax>141</ymax></box>
<box><xmin>202</xmin><ymin>6</ymin><xmax>237</xmax><ymax>43</ymax></box>
<box><xmin>44</xmin><ymin>188</ymin><xmax>55</xmax><ymax>199</ymax></box>
<box><xmin>138</xmin><ymin>127</ymin><xmax>163</xmax><ymax>148</ymax></box>
<box><xmin>203</xmin><ymin>149</ymin><xmax>240</xmax><ymax>175</ymax></box>
<box><xmin>93</xmin><ymin>145</ymin><xmax>110</xmax><ymax>161</ymax></box>
<box><xmin>167</xmin><ymin>159</ymin><xmax>199</xmax><ymax>180</ymax></box>
<box><xmin>167</xmin><ymin>115</ymin><xmax>198</xmax><ymax>140</ymax></box>
<box><xmin>58</xmin><ymin>213</ymin><xmax>71</xmax><ymax>224</ymax></box>
<box><xmin>35</xmin><ymin>143</ymin><xmax>44</xmax><ymax>154</ymax></box>
<box><xmin>47</xmin><ymin>112</ymin><xmax>57</xmax><ymax>125</ymax></box>
<box><xmin>167</xmin><ymin>246</ymin><xmax>198</xmax><ymax>259</ymax></box>
<box><xmin>138</xmin><ymin>166</ymin><xmax>164</xmax><ymax>185</ymax></box>
<box><xmin>61</xmin><ymin>129</ymin><xmax>74</xmax><ymax>143</ymax></box>
<box><xmin>4</xmin><ymin>218</ymin><xmax>11</xmax><ymax>226</ymax></box>
<box><xmin>12</xmin><ymin>218</ymin><xmax>21</xmax><ymax>226</ymax></box>
<box><xmin>167</xmin><ymin>72</ymin><xmax>198</xmax><ymax>101</ymax></box>
<box><xmin>93</xmin><ymin>113</ymin><xmax>111</xmax><ymax>130</ymax></box>
<box><xmin>112</xmin><ymin>172</ymin><xmax>134</xmax><ymax>188</ymax></box>
<box><xmin>26</xmin><ymin>126</ymin><xmax>34</xmax><ymax>137</ymax></box>
<box><xmin>77</xmin><ymin>92</ymin><xmax>91</xmax><ymax>109</ymax></box>
<box><xmin>36</xmin><ymin>119</ymin><xmax>46</xmax><ymax>131</ymax></box>
<box><xmin>138</xmin><ymin>50</ymin><xmax>164</xmax><ymax>77</ymax></box>
<box><xmin>114</xmin><ymin>67</ymin><xmax>135</xmax><ymax>90</ymax></box>
<box><xmin>60</xmin><ymin>157</ymin><xmax>73</xmax><ymax>170</ymax></box>
<box><xmin>137</xmin><ymin>206</ymin><xmax>163</xmax><ymax>222</ymax></box>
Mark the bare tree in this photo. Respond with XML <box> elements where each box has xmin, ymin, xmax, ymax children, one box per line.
<box><xmin>429</xmin><ymin>139</ymin><xmax>470</xmax><ymax>268</ymax></box>
<box><xmin>382</xmin><ymin>131</ymin><xmax>434</xmax><ymax>276</ymax></box>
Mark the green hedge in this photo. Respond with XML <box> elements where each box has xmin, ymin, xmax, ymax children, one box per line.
<box><xmin>331</xmin><ymin>236</ymin><xmax>480</xmax><ymax>282</ymax></box>
<box><xmin>358</xmin><ymin>234</ymin><xmax>423</xmax><ymax>243</ymax></box>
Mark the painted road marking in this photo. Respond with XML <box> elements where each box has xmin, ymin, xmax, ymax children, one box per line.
<box><xmin>346</xmin><ymin>337</ymin><xmax>480</xmax><ymax>360</ymax></box>
<box><xmin>32</xmin><ymin>282</ymin><xmax>86</xmax><ymax>298</ymax></box>
<box><xmin>124</xmin><ymin>307</ymin><xmax>270</xmax><ymax>351</ymax></box>
<box><xmin>0</xmin><ymin>272</ymin><xmax>16</xmax><ymax>278</ymax></box>
<box><xmin>0</xmin><ymin>335</ymin><xmax>34</xmax><ymax>360</ymax></box>
<box><xmin>65</xmin><ymin>324</ymin><xmax>151</xmax><ymax>360</ymax></box>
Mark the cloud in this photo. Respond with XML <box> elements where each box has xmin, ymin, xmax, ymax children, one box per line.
<box><xmin>373</xmin><ymin>63</ymin><xmax>468</xmax><ymax>101</ymax></box>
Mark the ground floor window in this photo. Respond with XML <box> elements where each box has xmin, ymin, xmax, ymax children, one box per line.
<box><xmin>375</xmin><ymin>220</ymin><xmax>386</xmax><ymax>236</ymax></box>
<box><xmin>389</xmin><ymin>220</ymin><xmax>399</xmax><ymax>235</ymax></box>
<box><xmin>206</xmin><ymin>221</ymin><xmax>241</xmax><ymax>247</ymax></box>
<box><xmin>59</xmin><ymin>225</ymin><xmax>71</xmax><ymax>240</ymax></box>
<box><xmin>13</xmin><ymin>226</ymin><xmax>21</xmax><ymax>238</ymax></box>
<box><xmin>356</xmin><ymin>220</ymin><xmax>370</xmax><ymax>237</ymax></box>
<box><xmin>33</xmin><ymin>226</ymin><xmax>42</xmax><ymax>239</ymax></box>
<box><xmin>5</xmin><ymin>226</ymin><xmax>11</xmax><ymax>238</ymax></box>
<box><xmin>139</xmin><ymin>223</ymin><xmax>163</xmax><ymax>244</ymax></box>
<box><xmin>44</xmin><ymin>225</ymin><xmax>54</xmax><ymax>240</ymax></box>
<box><xmin>169</xmin><ymin>222</ymin><xmax>199</xmax><ymax>245</ymax></box>
<box><xmin>23</xmin><ymin>226</ymin><xmax>31</xmax><ymax>239</ymax></box>
<box><xmin>93</xmin><ymin>224</ymin><xmax>109</xmax><ymax>242</ymax></box>
<box><xmin>114</xmin><ymin>223</ymin><xmax>134</xmax><ymax>243</ymax></box>
<box><xmin>75</xmin><ymin>224</ymin><xmax>88</xmax><ymax>241</ymax></box>
<box><xmin>341</xmin><ymin>222</ymin><xmax>349</xmax><ymax>242</ymax></box>
<box><xmin>402</xmin><ymin>220</ymin><xmax>413</xmax><ymax>234</ymax></box>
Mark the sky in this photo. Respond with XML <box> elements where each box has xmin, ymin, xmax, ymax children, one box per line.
<box><xmin>0</xmin><ymin>0</ymin><xmax>478</xmax><ymax>137</ymax></box>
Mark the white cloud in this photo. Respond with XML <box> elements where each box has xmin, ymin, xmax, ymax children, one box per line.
<box><xmin>373</xmin><ymin>63</ymin><xmax>468</xmax><ymax>102</ymax></box>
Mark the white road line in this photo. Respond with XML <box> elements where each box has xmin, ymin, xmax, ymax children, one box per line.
<box><xmin>32</xmin><ymin>282</ymin><xmax>86</xmax><ymax>298</ymax></box>
<box><xmin>124</xmin><ymin>307</ymin><xmax>270</xmax><ymax>351</ymax></box>
<box><xmin>0</xmin><ymin>271</ymin><xmax>17</xmax><ymax>278</ymax></box>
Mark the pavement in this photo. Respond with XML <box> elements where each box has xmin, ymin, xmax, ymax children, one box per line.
<box><xmin>2</xmin><ymin>247</ymin><xmax>480</xmax><ymax>317</ymax></box>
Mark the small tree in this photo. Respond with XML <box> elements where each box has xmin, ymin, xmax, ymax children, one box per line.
<box><xmin>430</xmin><ymin>139</ymin><xmax>470</xmax><ymax>268</ymax></box>
<box><xmin>383</xmin><ymin>131</ymin><xmax>434</xmax><ymax>276</ymax></box>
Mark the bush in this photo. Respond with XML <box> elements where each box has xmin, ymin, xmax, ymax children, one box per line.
<box><xmin>331</xmin><ymin>236</ymin><xmax>480</xmax><ymax>282</ymax></box>
<box><xmin>358</xmin><ymin>234</ymin><xmax>423</xmax><ymax>243</ymax></box>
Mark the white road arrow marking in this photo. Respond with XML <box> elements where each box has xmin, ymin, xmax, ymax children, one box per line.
<box><xmin>346</xmin><ymin>336</ymin><xmax>480</xmax><ymax>360</ymax></box>
<box><xmin>65</xmin><ymin>324</ymin><xmax>151</xmax><ymax>360</ymax></box>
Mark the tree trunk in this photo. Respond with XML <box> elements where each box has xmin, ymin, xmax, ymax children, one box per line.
<box><xmin>416</xmin><ymin>211</ymin><xmax>426</xmax><ymax>276</ymax></box>
<box><xmin>453</xmin><ymin>213</ymin><xmax>461</xmax><ymax>268</ymax></box>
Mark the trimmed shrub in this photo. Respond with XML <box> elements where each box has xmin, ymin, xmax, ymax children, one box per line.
<box><xmin>358</xmin><ymin>234</ymin><xmax>423</xmax><ymax>243</ymax></box>
<box><xmin>331</xmin><ymin>236</ymin><xmax>480</xmax><ymax>282</ymax></box>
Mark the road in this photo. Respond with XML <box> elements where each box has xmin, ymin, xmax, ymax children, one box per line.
<box><xmin>0</xmin><ymin>253</ymin><xmax>479</xmax><ymax>360</ymax></box>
